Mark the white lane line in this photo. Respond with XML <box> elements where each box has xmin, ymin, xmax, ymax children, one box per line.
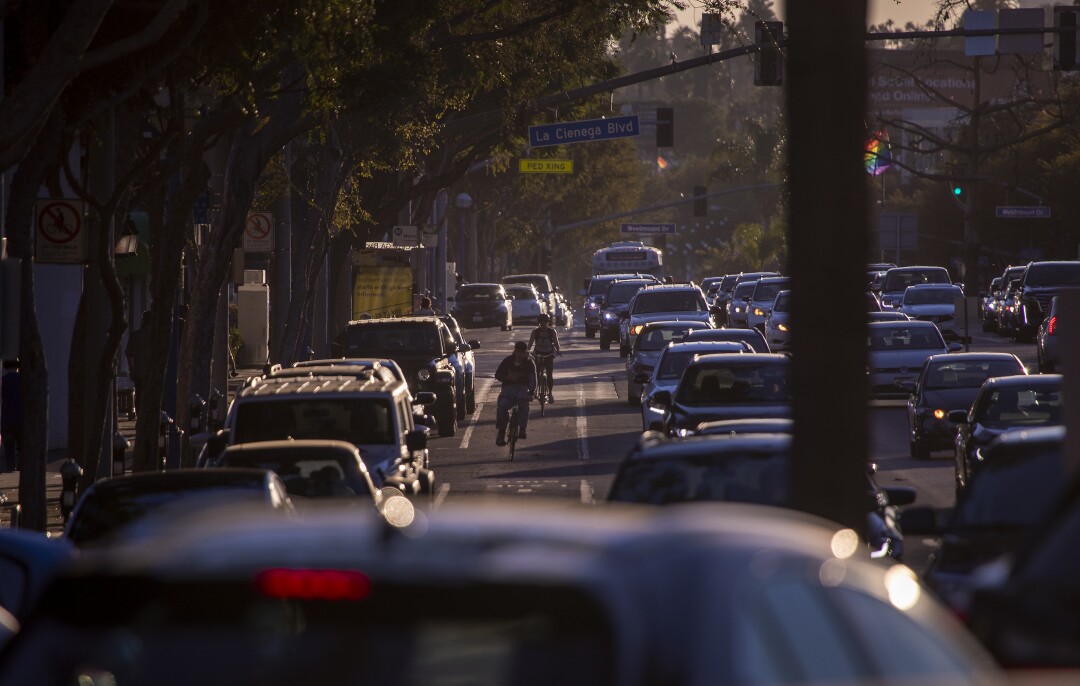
<box><xmin>580</xmin><ymin>479</ymin><xmax>595</xmax><ymax>504</ymax></box>
<box><xmin>576</xmin><ymin>389</ymin><xmax>590</xmax><ymax>461</ymax></box>
<box><xmin>434</xmin><ymin>483</ymin><xmax>450</xmax><ymax>510</ymax></box>
<box><xmin>460</xmin><ymin>404</ymin><xmax>483</xmax><ymax>450</ymax></box>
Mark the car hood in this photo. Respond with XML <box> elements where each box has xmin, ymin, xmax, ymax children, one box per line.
<box><xmin>672</xmin><ymin>403</ymin><xmax>792</xmax><ymax>427</ymax></box>
<box><xmin>630</xmin><ymin>312</ymin><xmax>711</xmax><ymax>326</ymax></box>
<box><xmin>920</xmin><ymin>388</ymin><xmax>980</xmax><ymax>412</ymax></box>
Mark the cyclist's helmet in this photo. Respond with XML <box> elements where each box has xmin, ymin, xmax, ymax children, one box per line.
<box><xmin>537</xmin><ymin>313</ymin><xmax>550</xmax><ymax>324</ymax></box>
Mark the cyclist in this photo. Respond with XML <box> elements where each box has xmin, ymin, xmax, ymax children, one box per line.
<box><xmin>494</xmin><ymin>341</ymin><xmax>537</xmax><ymax>445</ymax></box>
<box><xmin>527</xmin><ymin>313</ymin><xmax>561</xmax><ymax>402</ymax></box>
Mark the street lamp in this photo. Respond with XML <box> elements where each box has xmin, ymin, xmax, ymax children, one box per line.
<box><xmin>114</xmin><ymin>217</ymin><xmax>140</xmax><ymax>256</ymax></box>
<box><xmin>455</xmin><ymin>192</ymin><xmax>472</xmax><ymax>283</ymax></box>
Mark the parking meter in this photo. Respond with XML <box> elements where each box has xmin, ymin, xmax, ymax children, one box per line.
<box><xmin>112</xmin><ymin>433</ymin><xmax>130</xmax><ymax>477</ymax></box>
<box><xmin>59</xmin><ymin>459</ymin><xmax>83</xmax><ymax>522</ymax></box>
<box><xmin>159</xmin><ymin>411</ymin><xmax>174</xmax><ymax>469</ymax></box>
<box><xmin>189</xmin><ymin>394</ymin><xmax>206</xmax><ymax>434</ymax></box>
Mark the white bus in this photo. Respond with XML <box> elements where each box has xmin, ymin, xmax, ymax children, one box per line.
<box><xmin>591</xmin><ymin>241</ymin><xmax>664</xmax><ymax>279</ymax></box>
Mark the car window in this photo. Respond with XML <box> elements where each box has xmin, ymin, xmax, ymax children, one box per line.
<box><xmin>508</xmin><ymin>288</ymin><xmax>536</xmax><ymax>301</ymax></box>
<box><xmin>923</xmin><ymin>359</ymin><xmax>1024</xmax><ymax>390</ymax></box>
<box><xmin>457</xmin><ymin>285</ymin><xmax>502</xmax><ymax>300</ymax></box>
<box><xmin>867</xmin><ymin>327</ymin><xmax>943</xmax><ymax>351</ymax></box>
<box><xmin>903</xmin><ymin>287</ymin><xmax>962</xmax><ymax>305</ymax></box>
<box><xmin>219</xmin><ymin>456</ymin><xmax>363</xmax><ymax>499</ymax></box>
<box><xmin>632</xmin><ymin>291</ymin><xmax>706</xmax><ymax>314</ymax></box>
<box><xmin>343</xmin><ymin>325</ymin><xmax>441</xmax><ymax>356</ymax></box>
<box><xmin>609</xmin><ymin>452</ymin><xmax>789</xmax><ymax>505</ymax></box>
<box><xmin>234</xmin><ymin>398</ymin><xmax>396</xmax><ymax>445</ymax></box>
<box><xmin>605</xmin><ymin>282</ymin><xmax>648</xmax><ymax>304</ymax></box>
<box><xmin>752</xmin><ymin>280</ymin><xmax>789</xmax><ymax>302</ymax></box>
<box><xmin>973</xmin><ymin>387</ymin><xmax>1062</xmax><ymax>426</ymax></box>
<box><xmin>1024</xmin><ymin>263</ymin><xmax>1080</xmax><ymax>287</ymax></box>
<box><xmin>638</xmin><ymin>326</ymin><xmax>698</xmax><ymax>351</ymax></box>
<box><xmin>682</xmin><ymin>329</ymin><xmax>769</xmax><ymax>353</ymax></box>
<box><xmin>440</xmin><ymin>324</ymin><xmax>456</xmax><ymax>351</ymax></box>
<box><xmin>656</xmin><ymin>350</ymin><xmax>696</xmax><ymax>380</ymax></box>
<box><xmin>882</xmin><ymin>269</ymin><xmax>951</xmax><ymax>292</ymax></box>
<box><xmin>677</xmin><ymin>363</ymin><xmax>791</xmax><ymax>405</ymax></box>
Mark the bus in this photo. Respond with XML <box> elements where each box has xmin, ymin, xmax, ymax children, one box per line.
<box><xmin>591</xmin><ymin>241</ymin><xmax>664</xmax><ymax>279</ymax></box>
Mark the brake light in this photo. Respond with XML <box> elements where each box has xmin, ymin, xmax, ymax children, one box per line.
<box><xmin>255</xmin><ymin>568</ymin><xmax>372</xmax><ymax>600</ymax></box>
<box><xmin>1048</xmin><ymin>315</ymin><xmax>1057</xmax><ymax>335</ymax></box>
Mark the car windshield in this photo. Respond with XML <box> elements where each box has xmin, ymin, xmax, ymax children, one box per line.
<box><xmin>606</xmin><ymin>282</ymin><xmax>648</xmax><ymax>304</ymax></box>
<box><xmin>234</xmin><ymin>398</ymin><xmax>396</xmax><ymax>445</ymax></box>
<box><xmin>507</xmin><ymin>288</ymin><xmax>536</xmax><ymax>301</ymax></box>
<box><xmin>676</xmin><ymin>362</ymin><xmax>791</xmax><ymax>405</ymax></box>
<box><xmin>773</xmin><ymin>292</ymin><xmax>792</xmax><ymax>312</ymax></box>
<box><xmin>719</xmin><ymin>275</ymin><xmax>740</xmax><ymax>291</ymax></box>
<box><xmin>752</xmin><ymin>280</ymin><xmax>789</xmax><ymax>302</ymax></box>
<box><xmin>632</xmin><ymin>291</ymin><xmax>706</xmax><ymax>314</ymax></box>
<box><xmin>1024</xmin><ymin>263</ymin><xmax>1080</xmax><ymax>287</ymax></box>
<box><xmin>952</xmin><ymin>445</ymin><xmax>1066</xmax><ymax>530</ymax></box>
<box><xmin>882</xmin><ymin>269</ymin><xmax>950</xmax><ymax>292</ymax></box>
<box><xmin>732</xmin><ymin>283</ymin><xmax>757</xmax><ymax>299</ymax></box>
<box><xmin>638</xmin><ymin>326</ymin><xmax>699</xmax><ymax>351</ymax></box>
<box><xmin>973</xmin><ymin>387</ymin><xmax>1062</xmax><ymax>427</ymax></box>
<box><xmin>609</xmin><ymin>451</ymin><xmax>789</xmax><ymax>506</ymax></box>
<box><xmin>867</xmin><ymin>327</ymin><xmax>944</xmax><ymax>351</ymax></box>
<box><xmin>457</xmin><ymin>285</ymin><xmax>502</xmax><ymax>301</ymax></box>
<box><xmin>219</xmin><ymin>455</ymin><xmax>366</xmax><ymax>499</ymax></box>
<box><xmin>903</xmin><ymin>288</ymin><xmax>961</xmax><ymax>305</ymax></box>
<box><xmin>343</xmin><ymin>325</ymin><xmax>441</xmax><ymax>356</ymax></box>
<box><xmin>923</xmin><ymin>360</ymin><xmax>1024</xmax><ymax>390</ymax></box>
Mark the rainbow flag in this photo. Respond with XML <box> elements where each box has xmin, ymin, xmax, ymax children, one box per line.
<box><xmin>656</xmin><ymin>155</ymin><xmax>669</xmax><ymax>170</ymax></box>
<box><xmin>865</xmin><ymin>129</ymin><xmax>892</xmax><ymax>176</ymax></box>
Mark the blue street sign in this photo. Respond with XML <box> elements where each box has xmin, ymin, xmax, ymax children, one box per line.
<box><xmin>622</xmin><ymin>223</ymin><xmax>676</xmax><ymax>234</ymax></box>
<box><xmin>529</xmin><ymin>115</ymin><xmax>639</xmax><ymax>148</ymax></box>
<box><xmin>995</xmin><ymin>205</ymin><xmax>1051</xmax><ymax>219</ymax></box>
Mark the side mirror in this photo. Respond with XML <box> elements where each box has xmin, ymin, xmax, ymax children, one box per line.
<box><xmin>457</xmin><ymin>344</ymin><xmax>470</xmax><ymax>353</ymax></box>
<box><xmin>947</xmin><ymin>342</ymin><xmax>963</xmax><ymax>352</ymax></box>
<box><xmin>468</xmin><ymin>340</ymin><xmax>480</xmax><ymax>350</ymax></box>
<box><xmin>947</xmin><ymin>409</ymin><xmax>968</xmax><ymax>424</ymax></box>
<box><xmin>413</xmin><ymin>391</ymin><xmax>437</xmax><ymax>406</ymax></box>
<box><xmin>406</xmin><ymin>426</ymin><xmax>429</xmax><ymax>452</ymax></box>
<box><xmin>652</xmin><ymin>390</ymin><xmax>672</xmax><ymax>407</ymax></box>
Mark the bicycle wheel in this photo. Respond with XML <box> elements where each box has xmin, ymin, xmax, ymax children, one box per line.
<box><xmin>538</xmin><ymin>372</ymin><xmax>547</xmax><ymax>417</ymax></box>
<box><xmin>508</xmin><ymin>410</ymin><xmax>519</xmax><ymax>461</ymax></box>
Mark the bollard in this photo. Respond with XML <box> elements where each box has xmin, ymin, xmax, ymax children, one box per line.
<box><xmin>112</xmin><ymin>433</ymin><xmax>130</xmax><ymax>477</ymax></box>
<box><xmin>59</xmin><ymin>459</ymin><xmax>83</xmax><ymax>522</ymax></box>
<box><xmin>159</xmin><ymin>412</ymin><xmax>174</xmax><ymax>470</ymax></box>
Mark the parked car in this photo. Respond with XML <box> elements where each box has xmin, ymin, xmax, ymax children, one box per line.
<box><xmin>898</xmin><ymin>283</ymin><xmax>967</xmax><ymax>340</ymax></box>
<box><xmin>638</xmin><ymin>340</ymin><xmax>748</xmax><ymax>428</ymax></box>
<box><xmin>878</xmin><ymin>265</ymin><xmax>952</xmax><ymax>310</ymax></box>
<box><xmin>63</xmin><ymin>468</ymin><xmax>296</xmax><ymax>548</ymax></box>
<box><xmin>651</xmin><ymin>353</ymin><xmax>791</xmax><ymax>436</ymax></box>
<box><xmin>949</xmin><ymin>373</ymin><xmax>1062</xmax><ymax>495</ymax></box>
<box><xmin>1036</xmin><ymin>292</ymin><xmax>1076</xmax><ymax>373</ymax></box>
<box><xmin>903</xmin><ymin>352</ymin><xmax>1026</xmax><ymax>460</ymax></box>
<box><xmin>0</xmin><ymin>500</ymin><xmax>1006</xmax><ymax>686</ymax></box>
<box><xmin>866</xmin><ymin>320</ymin><xmax>961</xmax><ymax>399</ymax></box>
<box><xmin>597</xmin><ymin>278</ymin><xmax>653</xmax><ymax>351</ymax></box>
<box><xmin>440</xmin><ymin>314</ymin><xmax>480</xmax><ymax>416</ymax></box>
<box><xmin>619</xmin><ymin>283</ymin><xmax>712</xmax><ymax>356</ymax></box>
<box><xmin>763</xmin><ymin>289</ymin><xmax>792</xmax><ymax>351</ymax></box>
<box><xmin>448</xmin><ymin>283</ymin><xmax>512</xmax><ymax>331</ymax></box>
<box><xmin>1011</xmin><ymin>260</ymin><xmax>1080</xmax><ymax>341</ymax></box>
<box><xmin>682</xmin><ymin>326</ymin><xmax>770</xmax><ymax>353</ymax></box>
<box><xmin>625</xmin><ymin>321</ymin><xmax>716</xmax><ymax>406</ymax></box>
<box><xmin>287</xmin><ymin>358</ymin><xmax>434</xmax><ymax>431</ymax></box>
<box><xmin>745</xmin><ymin>276</ymin><xmax>790</xmax><ymax>332</ymax></box>
<box><xmin>501</xmin><ymin>273</ymin><xmax>557</xmax><ymax>321</ymax></box>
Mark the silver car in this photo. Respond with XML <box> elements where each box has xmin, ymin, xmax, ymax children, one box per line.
<box><xmin>898</xmin><ymin>283</ymin><xmax>966</xmax><ymax>340</ymax></box>
<box><xmin>745</xmin><ymin>276</ymin><xmax>790</xmax><ymax>332</ymax></box>
<box><xmin>638</xmin><ymin>340</ymin><xmax>749</xmax><ymax>430</ymax></box>
<box><xmin>763</xmin><ymin>289</ymin><xmax>792</xmax><ymax>352</ymax></box>
<box><xmin>867</xmin><ymin>320</ymin><xmax>960</xmax><ymax>398</ymax></box>
<box><xmin>625</xmin><ymin>320</ymin><xmax>715</xmax><ymax>406</ymax></box>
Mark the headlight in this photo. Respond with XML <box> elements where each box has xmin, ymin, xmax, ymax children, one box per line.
<box><xmin>497</xmin><ymin>302</ymin><xmax>507</xmax><ymax>310</ymax></box>
<box><xmin>933</xmin><ymin>409</ymin><xmax>945</xmax><ymax>420</ymax></box>
<box><xmin>603</xmin><ymin>312</ymin><xmax>616</xmax><ymax>320</ymax></box>
<box><xmin>586</xmin><ymin>302</ymin><xmax>599</xmax><ymax>310</ymax></box>
<box><xmin>417</xmin><ymin>369</ymin><xmax>431</xmax><ymax>381</ymax></box>
<box><xmin>733</xmin><ymin>306</ymin><xmax>743</xmax><ymax>313</ymax></box>
<box><xmin>777</xmin><ymin>322</ymin><xmax>789</xmax><ymax>332</ymax></box>
<box><xmin>753</xmin><ymin>307</ymin><xmax>765</xmax><ymax>317</ymax></box>
<box><xmin>631</xmin><ymin>324</ymin><xmax>645</xmax><ymax>335</ymax></box>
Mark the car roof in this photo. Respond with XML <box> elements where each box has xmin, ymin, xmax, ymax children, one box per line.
<box><xmin>689</xmin><ymin>352</ymin><xmax>788</xmax><ymax>366</ymax></box>
<box><xmin>220</xmin><ymin>440</ymin><xmax>369</xmax><ymax>473</ymax></box>
<box><xmin>923</xmin><ymin>352</ymin><xmax>1022</xmax><ymax>365</ymax></box>
<box><xmin>629</xmin><ymin>432</ymin><xmax>792</xmax><ymax>461</ymax></box>
<box><xmin>904</xmin><ymin>282</ymin><xmax>961</xmax><ymax>289</ymax></box>
<box><xmin>640</xmin><ymin>320</ymin><xmax>710</xmax><ymax>331</ymax></box>
<box><xmin>867</xmin><ymin>319</ymin><xmax>940</xmax><ymax>329</ymax></box>
<box><xmin>344</xmin><ymin>316</ymin><xmax>441</xmax><ymax>326</ymax></box>
<box><xmin>238</xmin><ymin>374</ymin><xmax>404</xmax><ymax>399</ymax></box>
<box><xmin>754</xmin><ymin>276</ymin><xmax>789</xmax><ymax>285</ymax></box>
<box><xmin>638</xmin><ymin>283</ymin><xmax>702</xmax><ymax>292</ymax></box>
<box><xmin>665</xmin><ymin>341</ymin><xmax>747</xmax><ymax>353</ymax></box>
<box><xmin>981</xmin><ymin>373</ymin><xmax>1061</xmax><ymax>389</ymax></box>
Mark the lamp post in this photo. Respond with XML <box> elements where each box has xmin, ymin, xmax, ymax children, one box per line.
<box><xmin>455</xmin><ymin>192</ymin><xmax>472</xmax><ymax>284</ymax></box>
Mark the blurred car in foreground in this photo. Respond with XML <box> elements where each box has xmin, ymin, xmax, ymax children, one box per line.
<box><xmin>866</xmin><ymin>320</ymin><xmax>960</xmax><ymax>398</ymax></box>
<box><xmin>0</xmin><ymin>500</ymin><xmax>1005</xmax><ymax>686</ymax></box>
<box><xmin>0</xmin><ymin>529</ymin><xmax>73</xmax><ymax>649</ymax></box>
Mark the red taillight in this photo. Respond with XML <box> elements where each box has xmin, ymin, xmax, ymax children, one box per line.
<box><xmin>1048</xmin><ymin>315</ymin><xmax>1057</xmax><ymax>335</ymax></box>
<box><xmin>255</xmin><ymin>568</ymin><xmax>372</xmax><ymax>600</ymax></box>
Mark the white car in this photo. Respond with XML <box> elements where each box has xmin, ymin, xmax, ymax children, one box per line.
<box><xmin>867</xmin><ymin>320</ymin><xmax>961</xmax><ymax>398</ymax></box>
<box><xmin>504</xmin><ymin>284</ymin><xmax>547</xmax><ymax>326</ymax></box>
<box><xmin>898</xmin><ymin>283</ymin><xmax>966</xmax><ymax>340</ymax></box>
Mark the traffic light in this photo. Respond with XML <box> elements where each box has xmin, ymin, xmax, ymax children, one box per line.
<box><xmin>656</xmin><ymin>107</ymin><xmax>674</xmax><ymax>147</ymax></box>
<box><xmin>754</xmin><ymin>21</ymin><xmax>783</xmax><ymax>86</ymax></box>
<box><xmin>693</xmin><ymin>186</ymin><xmax>707</xmax><ymax>217</ymax></box>
<box><xmin>950</xmin><ymin>181</ymin><xmax>964</xmax><ymax>199</ymax></box>
<box><xmin>1055</xmin><ymin>7</ymin><xmax>1079</xmax><ymax>71</ymax></box>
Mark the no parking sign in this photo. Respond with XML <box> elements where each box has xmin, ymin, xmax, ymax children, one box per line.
<box><xmin>35</xmin><ymin>199</ymin><xmax>88</xmax><ymax>264</ymax></box>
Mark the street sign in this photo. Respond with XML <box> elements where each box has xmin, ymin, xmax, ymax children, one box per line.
<box><xmin>365</xmin><ymin>241</ymin><xmax>417</xmax><ymax>251</ymax></box>
<box><xmin>621</xmin><ymin>222</ymin><xmax>676</xmax><ymax>234</ymax></box>
<box><xmin>243</xmin><ymin>212</ymin><xmax>274</xmax><ymax>252</ymax></box>
<box><xmin>996</xmin><ymin>205</ymin><xmax>1051</xmax><ymax>218</ymax></box>
<box><xmin>964</xmin><ymin>10</ymin><xmax>996</xmax><ymax>56</ymax></box>
<box><xmin>392</xmin><ymin>225</ymin><xmax>419</xmax><ymax>247</ymax></box>
<box><xmin>518</xmin><ymin>159</ymin><xmax>573</xmax><ymax>174</ymax></box>
<box><xmin>35</xmin><ymin>198</ymin><xmax>88</xmax><ymax>264</ymax></box>
<box><xmin>878</xmin><ymin>211</ymin><xmax>918</xmax><ymax>254</ymax></box>
<box><xmin>528</xmin><ymin>115</ymin><xmax>639</xmax><ymax>148</ymax></box>
<box><xmin>700</xmin><ymin>13</ymin><xmax>723</xmax><ymax>46</ymax></box>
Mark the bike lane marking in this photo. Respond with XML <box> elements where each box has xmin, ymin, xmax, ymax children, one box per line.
<box><xmin>576</xmin><ymin>388</ymin><xmax>590</xmax><ymax>461</ymax></box>
<box><xmin>459</xmin><ymin>377</ymin><xmax>494</xmax><ymax>450</ymax></box>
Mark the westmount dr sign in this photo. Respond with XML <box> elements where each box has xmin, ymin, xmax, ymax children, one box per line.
<box><xmin>995</xmin><ymin>205</ymin><xmax>1051</xmax><ymax>219</ymax></box>
<box><xmin>529</xmin><ymin>115</ymin><xmax>639</xmax><ymax>148</ymax></box>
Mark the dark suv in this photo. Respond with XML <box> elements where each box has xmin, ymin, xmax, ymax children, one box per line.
<box><xmin>598</xmin><ymin>278</ymin><xmax>654</xmax><ymax>350</ymax></box>
<box><xmin>331</xmin><ymin>317</ymin><xmax>461</xmax><ymax>436</ymax></box>
<box><xmin>1011</xmin><ymin>260</ymin><xmax>1080</xmax><ymax>341</ymax></box>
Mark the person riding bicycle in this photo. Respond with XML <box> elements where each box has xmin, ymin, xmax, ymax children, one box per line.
<box><xmin>528</xmin><ymin>313</ymin><xmax>561</xmax><ymax>402</ymax></box>
<box><xmin>494</xmin><ymin>341</ymin><xmax>537</xmax><ymax>446</ymax></box>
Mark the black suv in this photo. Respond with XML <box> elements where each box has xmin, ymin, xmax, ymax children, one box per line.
<box><xmin>598</xmin><ymin>278</ymin><xmax>653</xmax><ymax>350</ymax></box>
<box><xmin>1011</xmin><ymin>260</ymin><xmax>1080</xmax><ymax>341</ymax></box>
<box><xmin>331</xmin><ymin>317</ymin><xmax>461</xmax><ymax>436</ymax></box>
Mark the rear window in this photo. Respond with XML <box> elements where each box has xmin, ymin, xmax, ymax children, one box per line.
<box><xmin>234</xmin><ymin>398</ymin><xmax>396</xmax><ymax>445</ymax></box>
<box><xmin>632</xmin><ymin>291</ymin><xmax>706</xmax><ymax>314</ymax></box>
<box><xmin>609</xmin><ymin>451</ymin><xmax>789</xmax><ymax>506</ymax></box>
<box><xmin>219</xmin><ymin>454</ymin><xmax>369</xmax><ymax>500</ymax></box>
<box><xmin>882</xmin><ymin>269</ymin><xmax>950</xmax><ymax>292</ymax></box>
<box><xmin>923</xmin><ymin>359</ymin><xmax>1024</xmax><ymax>389</ymax></box>
<box><xmin>507</xmin><ymin>288</ymin><xmax>536</xmax><ymax>301</ymax></box>
<box><xmin>867</xmin><ymin>326</ymin><xmax>944</xmax><ymax>351</ymax></box>
<box><xmin>342</xmin><ymin>325</ymin><xmax>441</xmax><ymax>356</ymax></box>
<box><xmin>973</xmin><ymin>386</ymin><xmax>1062</xmax><ymax>427</ymax></box>
<box><xmin>457</xmin><ymin>285</ymin><xmax>503</xmax><ymax>300</ymax></box>
<box><xmin>6</xmin><ymin>579</ymin><xmax>616</xmax><ymax>686</ymax></box>
<box><xmin>902</xmin><ymin>287</ymin><xmax>962</xmax><ymax>305</ymax></box>
<box><xmin>676</xmin><ymin>362</ymin><xmax>791</xmax><ymax>405</ymax></box>
<box><xmin>1023</xmin><ymin>263</ymin><xmax>1080</xmax><ymax>287</ymax></box>
<box><xmin>638</xmin><ymin>326</ymin><xmax>701</xmax><ymax>351</ymax></box>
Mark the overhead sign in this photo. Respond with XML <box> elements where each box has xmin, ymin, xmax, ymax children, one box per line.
<box><xmin>621</xmin><ymin>223</ymin><xmax>676</xmax><ymax>234</ymax></box>
<box><xmin>518</xmin><ymin>159</ymin><xmax>573</xmax><ymax>174</ymax></box>
<box><xmin>529</xmin><ymin>115</ymin><xmax>639</xmax><ymax>148</ymax></box>
<box><xmin>963</xmin><ymin>10</ymin><xmax>996</xmax><ymax>57</ymax></box>
<box><xmin>392</xmin><ymin>225</ymin><xmax>419</xmax><ymax>247</ymax></box>
<box><xmin>996</xmin><ymin>205</ymin><xmax>1051</xmax><ymax>218</ymax></box>
<box><xmin>243</xmin><ymin>212</ymin><xmax>274</xmax><ymax>252</ymax></box>
<box><xmin>35</xmin><ymin>198</ymin><xmax>88</xmax><ymax>264</ymax></box>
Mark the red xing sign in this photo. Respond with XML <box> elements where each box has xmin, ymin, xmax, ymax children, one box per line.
<box><xmin>243</xmin><ymin>212</ymin><xmax>275</xmax><ymax>252</ymax></box>
<box><xmin>35</xmin><ymin>198</ymin><xmax>88</xmax><ymax>264</ymax></box>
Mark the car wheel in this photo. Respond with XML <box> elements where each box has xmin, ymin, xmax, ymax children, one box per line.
<box><xmin>437</xmin><ymin>397</ymin><xmax>457</xmax><ymax>437</ymax></box>
<box><xmin>585</xmin><ymin>327</ymin><xmax>596</xmax><ymax>339</ymax></box>
<box><xmin>910</xmin><ymin>439</ymin><xmax>929</xmax><ymax>460</ymax></box>
<box><xmin>619</xmin><ymin>345</ymin><xmax>630</xmax><ymax>358</ymax></box>
<box><xmin>627</xmin><ymin>384</ymin><xmax>640</xmax><ymax>406</ymax></box>
<box><xmin>465</xmin><ymin>388</ymin><xmax>476</xmax><ymax>414</ymax></box>
<box><xmin>456</xmin><ymin>392</ymin><xmax>466</xmax><ymax>421</ymax></box>
<box><xmin>599</xmin><ymin>331</ymin><xmax>611</xmax><ymax>350</ymax></box>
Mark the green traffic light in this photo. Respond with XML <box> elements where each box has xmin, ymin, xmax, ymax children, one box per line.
<box><xmin>953</xmin><ymin>185</ymin><xmax>963</xmax><ymax>196</ymax></box>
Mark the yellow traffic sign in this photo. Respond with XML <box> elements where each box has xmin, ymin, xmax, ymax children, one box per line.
<box><xmin>518</xmin><ymin>159</ymin><xmax>573</xmax><ymax>174</ymax></box>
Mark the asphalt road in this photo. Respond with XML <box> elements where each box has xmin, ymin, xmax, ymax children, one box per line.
<box><xmin>431</xmin><ymin>315</ymin><xmax>1039</xmax><ymax>575</ymax></box>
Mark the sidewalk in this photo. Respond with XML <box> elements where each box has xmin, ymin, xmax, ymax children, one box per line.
<box><xmin>0</xmin><ymin>367</ymin><xmax>262</xmax><ymax>535</ymax></box>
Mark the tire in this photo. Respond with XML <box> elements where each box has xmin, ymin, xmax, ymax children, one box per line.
<box><xmin>619</xmin><ymin>345</ymin><xmax>630</xmax><ymax>358</ymax></box>
<box><xmin>465</xmin><ymin>388</ymin><xmax>476</xmax><ymax>414</ymax></box>
<box><xmin>910</xmin><ymin>439</ymin><xmax>929</xmax><ymax>461</ymax></box>
<box><xmin>599</xmin><ymin>331</ymin><xmax>611</xmax><ymax>350</ymax></box>
<box><xmin>586</xmin><ymin>327</ymin><xmax>596</xmax><ymax>339</ymax></box>
<box><xmin>437</xmin><ymin>397</ymin><xmax>457</xmax><ymax>437</ymax></box>
<box><xmin>456</xmin><ymin>394</ymin><xmax>466</xmax><ymax>421</ymax></box>
<box><xmin>627</xmin><ymin>384</ymin><xmax>640</xmax><ymax>406</ymax></box>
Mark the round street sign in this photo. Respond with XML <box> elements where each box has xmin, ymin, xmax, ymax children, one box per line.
<box><xmin>37</xmin><ymin>200</ymin><xmax>81</xmax><ymax>244</ymax></box>
<box><xmin>35</xmin><ymin>198</ymin><xmax>88</xmax><ymax>264</ymax></box>
<box><xmin>246</xmin><ymin>213</ymin><xmax>272</xmax><ymax>239</ymax></box>
<box><xmin>243</xmin><ymin>212</ymin><xmax>274</xmax><ymax>252</ymax></box>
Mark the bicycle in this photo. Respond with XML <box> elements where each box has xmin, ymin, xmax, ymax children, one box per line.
<box><xmin>532</xmin><ymin>352</ymin><xmax>556</xmax><ymax>418</ymax></box>
<box><xmin>507</xmin><ymin>404</ymin><xmax>520</xmax><ymax>461</ymax></box>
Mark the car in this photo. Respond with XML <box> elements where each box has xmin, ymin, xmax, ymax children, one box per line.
<box><xmin>618</xmin><ymin>283</ymin><xmax>712</xmax><ymax>356</ymax></box>
<box><xmin>878</xmin><ymin>265</ymin><xmax>952</xmax><ymax>309</ymax></box>
<box><xmin>551</xmin><ymin>291</ymin><xmax>573</xmax><ymax>327</ymax></box>
<box><xmin>215</xmin><ymin>440</ymin><xmax>407</xmax><ymax>517</ymax></box>
<box><xmin>1011</xmin><ymin>260</ymin><xmax>1080</xmax><ymax>341</ymax></box>
<box><xmin>897</xmin><ymin>283</ymin><xmax>967</xmax><ymax>340</ymax></box>
<box><xmin>989</xmin><ymin>265</ymin><xmax>1026</xmax><ymax>334</ymax></box>
<box><xmin>503</xmin><ymin>284</ymin><xmax>547</xmax><ymax>326</ymax></box>
<box><xmin>866</xmin><ymin>290</ymin><xmax>883</xmax><ymax>311</ymax></box>
<box><xmin>763</xmin><ymin>289</ymin><xmax>791</xmax><ymax>351</ymax></box>
<box><xmin>866</xmin><ymin>320</ymin><xmax>961</xmax><ymax>399</ymax></box>
<box><xmin>949</xmin><ymin>373</ymin><xmax>1062</xmax><ymax>495</ymax></box>
<box><xmin>724</xmin><ymin>279</ymin><xmax>759</xmax><ymax>329</ymax></box>
<box><xmin>607</xmin><ymin>432</ymin><xmax>915</xmax><ymax>560</ymax></box>
<box><xmin>329</xmin><ymin>316</ymin><xmax>461</xmax><ymax>435</ymax></box>
<box><xmin>447</xmin><ymin>283</ymin><xmax>513</xmax><ymax>330</ymax></box>
<box><xmin>867</xmin><ymin>310</ymin><xmax>911</xmax><ymax>322</ymax></box>
<box><xmin>501</xmin><ymin>273</ymin><xmax>557</xmax><ymax>321</ymax></box>
<box><xmin>745</xmin><ymin>276</ymin><xmax>789</xmax><ymax>332</ymax></box>
<box><xmin>0</xmin><ymin>500</ymin><xmax>1006</xmax><ymax>686</ymax></box>
<box><xmin>1036</xmin><ymin>292</ymin><xmax>1073</xmax><ymax>373</ymax></box>
<box><xmin>979</xmin><ymin>276</ymin><xmax>1003</xmax><ymax>331</ymax></box>
<box><xmin>692</xmin><ymin>417</ymin><xmax>793</xmax><ymax>436</ymax></box>
<box><xmin>708</xmin><ymin>271</ymin><xmax>780</xmax><ymax>326</ymax></box>
<box><xmin>906</xmin><ymin>426</ymin><xmax>1071</xmax><ymax>619</ymax></box>
<box><xmin>201</xmin><ymin>370</ymin><xmax>436</xmax><ymax>495</ymax></box>
<box><xmin>994</xmin><ymin>276</ymin><xmax>1024</xmax><ymax>338</ymax></box>
<box><xmin>903</xmin><ymin>352</ymin><xmax>1026</xmax><ymax>461</ymax></box>
<box><xmin>63</xmin><ymin>468</ymin><xmax>296</xmax><ymax>548</ymax></box>
<box><xmin>597</xmin><ymin>278</ymin><xmax>653</xmax><ymax>351</ymax></box>
<box><xmin>0</xmin><ymin>528</ymin><xmax>73</xmax><ymax>648</ymax></box>
<box><xmin>638</xmin><ymin>340</ymin><xmax>748</xmax><ymax>429</ymax></box>
<box><xmin>580</xmin><ymin>272</ymin><xmax>660</xmax><ymax>338</ymax></box>
<box><xmin>440</xmin><ymin>314</ymin><xmax>480</xmax><ymax>416</ymax></box>
<box><xmin>651</xmin><ymin>353</ymin><xmax>791</xmax><ymax>436</ymax></box>
<box><xmin>625</xmin><ymin>321</ymin><xmax>717</xmax><ymax>407</ymax></box>
<box><xmin>682</xmin><ymin>326</ymin><xmax>770</xmax><ymax>353</ymax></box>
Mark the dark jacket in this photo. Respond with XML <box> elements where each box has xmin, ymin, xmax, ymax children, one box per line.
<box><xmin>495</xmin><ymin>355</ymin><xmax>537</xmax><ymax>390</ymax></box>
